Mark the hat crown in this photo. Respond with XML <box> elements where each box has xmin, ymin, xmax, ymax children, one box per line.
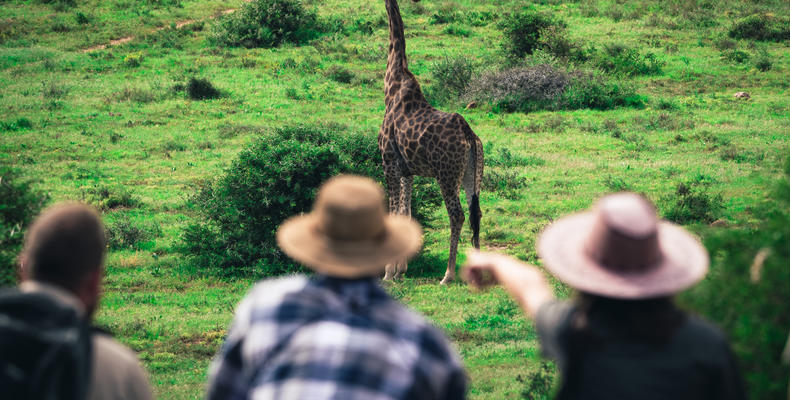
<box><xmin>585</xmin><ymin>193</ymin><xmax>662</xmax><ymax>272</ymax></box>
<box><xmin>314</xmin><ymin>176</ymin><xmax>387</xmax><ymax>241</ymax></box>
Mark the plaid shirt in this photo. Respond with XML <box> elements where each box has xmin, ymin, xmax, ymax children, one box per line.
<box><xmin>207</xmin><ymin>275</ymin><xmax>466</xmax><ymax>400</ymax></box>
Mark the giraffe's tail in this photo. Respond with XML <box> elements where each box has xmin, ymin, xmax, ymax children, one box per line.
<box><xmin>464</xmin><ymin>126</ymin><xmax>483</xmax><ymax>250</ymax></box>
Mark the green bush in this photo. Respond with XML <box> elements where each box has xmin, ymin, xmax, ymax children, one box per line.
<box><xmin>426</xmin><ymin>55</ymin><xmax>476</xmax><ymax>105</ymax></box>
<box><xmin>324</xmin><ymin>65</ymin><xmax>355</xmax><ymax>84</ymax></box>
<box><xmin>661</xmin><ymin>181</ymin><xmax>723</xmax><ymax>224</ymax></box>
<box><xmin>0</xmin><ymin>117</ymin><xmax>33</xmax><ymax>132</ymax></box>
<box><xmin>209</xmin><ymin>0</ymin><xmax>320</xmax><ymax>48</ymax></box>
<box><xmin>105</xmin><ymin>214</ymin><xmax>162</xmax><ymax>250</ymax></box>
<box><xmin>721</xmin><ymin>49</ymin><xmax>749</xmax><ymax>64</ymax></box>
<box><xmin>181</xmin><ymin>124</ymin><xmax>440</xmax><ymax>278</ymax></box>
<box><xmin>595</xmin><ymin>43</ymin><xmax>664</xmax><ymax>76</ymax></box>
<box><xmin>84</xmin><ymin>185</ymin><xmax>139</xmax><ymax>211</ymax></box>
<box><xmin>0</xmin><ymin>166</ymin><xmax>49</xmax><ymax>286</ymax></box>
<box><xmin>559</xmin><ymin>71</ymin><xmax>645</xmax><ymax>111</ymax></box>
<box><xmin>500</xmin><ymin>10</ymin><xmax>563</xmax><ymax>58</ymax></box>
<box><xmin>728</xmin><ymin>14</ymin><xmax>790</xmax><ymax>42</ymax></box>
<box><xmin>680</xmin><ymin>157</ymin><xmax>790</xmax><ymax>400</ymax></box>
<box><xmin>186</xmin><ymin>77</ymin><xmax>221</xmax><ymax>100</ymax></box>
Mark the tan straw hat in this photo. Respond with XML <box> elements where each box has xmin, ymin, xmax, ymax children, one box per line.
<box><xmin>276</xmin><ymin>175</ymin><xmax>422</xmax><ymax>278</ymax></box>
<box><xmin>537</xmin><ymin>193</ymin><xmax>708</xmax><ymax>299</ymax></box>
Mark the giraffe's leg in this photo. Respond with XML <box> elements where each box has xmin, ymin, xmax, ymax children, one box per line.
<box><xmin>383</xmin><ymin>168</ymin><xmax>403</xmax><ymax>281</ymax></box>
<box><xmin>438</xmin><ymin>176</ymin><xmax>464</xmax><ymax>285</ymax></box>
<box><xmin>394</xmin><ymin>175</ymin><xmax>413</xmax><ymax>279</ymax></box>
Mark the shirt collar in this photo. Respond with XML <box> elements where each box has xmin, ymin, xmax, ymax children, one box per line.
<box><xmin>19</xmin><ymin>280</ymin><xmax>86</xmax><ymax>317</ymax></box>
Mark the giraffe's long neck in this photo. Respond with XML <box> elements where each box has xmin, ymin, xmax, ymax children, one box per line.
<box><xmin>385</xmin><ymin>0</ymin><xmax>408</xmax><ymax>82</ymax></box>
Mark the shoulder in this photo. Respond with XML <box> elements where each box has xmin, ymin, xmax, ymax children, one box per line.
<box><xmin>90</xmin><ymin>334</ymin><xmax>153</xmax><ymax>400</ymax></box>
<box><xmin>244</xmin><ymin>275</ymin><xmax>311</xmax><ymax>307</ymax></box>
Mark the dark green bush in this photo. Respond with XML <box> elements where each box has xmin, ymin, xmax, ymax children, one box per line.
<box><xmin>0</xmin><ymin>117</ymin><xmax>33</xmax><ymax>132</ymax></box>
<box><xmin>84</xmin><ymin>185</ymin><xmax>139</xmax><ymax>211</ymax></box>
<box><xmin>426</xmin><ymin>55</ymin><xmax>476</xmax><ymax>105</ymax></box>
<box><xmin>518</xmin><ymin>361</ymin><xmax>556</xmax><ymax>400</ymax></box>
<box><xmin>595</xmin><ymin>43</ymin><xmax>664</xmax><ymax>76</ymax></box>
<box><xmin>559</xmin><ymin>71</ymin><xmax>645</xmax><ymax>110</ymax></box>
<box><xmin>0</xmin><ymin>166</ymin><xmax>48</xmax><ymax>286</ymax></box>
<box><xmin>105</xmin><ymin>214</ymin><xmax>162</xmax><ymax>250</ymax></box>
<box><xmin>728</xmin><ymin>14</ymin><xmax>790</xmax><ymax>42</ymax></box>
<box><xmin>661</xmin><ymin>181</ymin><xmax>723</xmax><ymax>224</ymax></box>
<box><xmin>209</xmin><ymin>0</ymin><xmax>320</xmax><ymax>48</ymax></box>
<box><xmin>721</xmin><ymin>49</ymin><xmax>750</xmax><ymax>64</ymax></box>
<box><xmin>181</xmin><ymin>124</ymin><xmax>440</xmax><ymax>278</ymax></box>
<box><xmin>680</xmin><ymin>157</ymin><xmax>790</xmax><ymax>400</ymax></box>
<box><xmin>500</xmin><ymin>10</ymin><xmax>563</xmax><ymax>58</ymax></box>
<box><xmin>186</xmin><ymin>77</ymin><xmax>221</xmax><ymax>100</ymax></box>
<box><xmin>324</xmin><ymin>65</ymin><xmax>355</xmax><ymax>84</ymax></box>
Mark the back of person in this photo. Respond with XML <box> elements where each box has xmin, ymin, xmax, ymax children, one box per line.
<box><xmin>0</xmin><ymin>288</ymin><xmax>92</xmax><ymax>400</ymax></box>
<box><xmin>545</xmin><ymin>302</ymin><xmax>743</xmax><ymax>400</ymax></box>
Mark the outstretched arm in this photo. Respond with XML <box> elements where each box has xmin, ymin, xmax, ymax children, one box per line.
<box><xmin>463</xmin><ymin>251</ymin><xmax>555</xmax><ymax>318</ymax></box>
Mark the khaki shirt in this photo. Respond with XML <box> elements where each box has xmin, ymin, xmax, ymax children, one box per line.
<box><xmin>20</xmin><ymin>281</ymin><xmax>153</xmax><ymax>400</ymax></box>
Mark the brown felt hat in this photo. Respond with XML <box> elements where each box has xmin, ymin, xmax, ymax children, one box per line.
<box><xmin>277</xmin><ymin>175</ymin><xmax>422</xmax><ymax>278</ymax></box>
<box><xmin>537</xmin><ymin>193</ymin><xmax>709</xmax><ymax>299</ymax></box>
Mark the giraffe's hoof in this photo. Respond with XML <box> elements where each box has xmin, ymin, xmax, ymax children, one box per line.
<box><xmin>440</xmin><ymin>277</ymin><xmax>454</xmax><ymax>285</ymax></box>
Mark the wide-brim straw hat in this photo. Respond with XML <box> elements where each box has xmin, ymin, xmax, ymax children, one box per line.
<box><xmin>277</xmin><ymin>175</ymin><xmax>422</xmax><ymax>278</ymax></box>
<box><xmin>537</xmin><ymin>193</ymin><xmax>708</xmax><ymax>299</ymax></box>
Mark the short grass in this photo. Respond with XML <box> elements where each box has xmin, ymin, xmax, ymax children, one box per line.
<box><xmin>2</xmin><ymin>0</ymin><xmax>789</xmax><ymax>398</ymax></box>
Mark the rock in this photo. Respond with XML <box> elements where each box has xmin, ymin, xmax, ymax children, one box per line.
<box><xmin>710</xmin><ymin>219</ymin><xmax>728</xmax><ymax>227</ymax></box>
<box><xmin>734</xmin><ymin>92</ymin><xmax>750</xmax><ymax>99</ymax></box>
<box><xmin>465</xmin><ymin>101</ymin><xmax>478</xmax><ymax>109</ymax></box>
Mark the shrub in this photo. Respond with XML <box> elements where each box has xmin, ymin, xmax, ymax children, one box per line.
<box><xmin>518</xmin><ymin>361</ymin><xmax>556</xmax><ymax>400</ymax></box>
<box><xmin>442</xmin><ymin>24</ymin><xmax>471</xmax><ymax>37</ymax></box>
<box><xmin>210</xmin><ymin>0</ymin><xmax>320</xmax><ymax>48</ymax></box>
<box><xmin>595</xmin><ymin>43</ymin><xmax>664</xmax><ymax>76</ymax></box>
<box><xmin>186</xmin><ymin>77</ymin><xmax>221</xmax><ymax>100</ymax></box>
<box><xmin>482</xmin><ymin>169</ymin><xmax>526</xmax><ymax>200</ymax></box>
<box><xmin>123</xmin><ymin>52</ymin><xmax>143</xmax><ymax>67</ymax></box>
<box><xmin>465</xmin><ymin>64</ymin><xmax>569</xmax><ymax>113</ymax></box>
<box><xmin>728</xmin><ymin>14</ymin><xmax>790</xmax><ymax>42</ymax></box>
<box><xmin>84</xmin><ymin>185</ymin><xmax>139</xmax><ymax>211</ymax></box>
<box><xmin>0</xmin><ymin>117</ymin><xmax>33</xmax><ymax>132</ymax></box>
<box><xmin>74</xmin><ymin>11</ymin><xmax>90</xmax><ymax>25</ymax></box>
<box><xmin>680</xmin><ymin>157</ymin><xmax>790</xmax><ymax>400</ymax></box>
<box><xmin>559</xmin><ymin>71</ymin><xmax>645</xmax><ymax>110</ymax></box>
<box><xmin>0</xmin><ymin>166</ymin><xmax>48</xmax><ymax>286</ymax></box>
<box><xmin>105</xmin><ymin>214</ymin><xmax>162</xmax><ymax>250</ymax></box>
<box><xmin>661</xmin><ymin>181</ymin><xmax>723</xmax><ymax>224</ymax></box>
<box><xmin>41</xmin><ymin>81</ymin><xmax>68</xmax><ymax>99</ymax></box>
<box><xmin>753</xmin><ymin>49</ymin><xmax>772</xmax><ymax>72</ymax></box>
<box><xmin>721</xmin><ymin>49</ymin><xmax>749</xmax><ymax>64</ymax></box>
<box><xmin>487</xmin><ymin>146</ymin><xmax>545</xmax><ymax>167</ymax></box>
<box><xmin>426</xmin><ymin>55</ymin><xmax>476</xmax><ymax>105</ymax></box>
<box><xmin>324</xmin><ymin>65</ymin><xmax>355</xmax><ymax>84</ymax></box>
<box><xmin>500</xmin><ymin>10</ymin><xmax>563</xmax><ymax>58</ymax></box>
<box><xmin>181</xmin><ymin>124</ymin><xmax>440</xmax><ymax>277</ymax></box>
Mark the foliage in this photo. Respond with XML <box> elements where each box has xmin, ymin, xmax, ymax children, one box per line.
<box><xmin>186</xmin><ymin>77</ymin><xmax>221</xmax><ymax>100</ymax></box>
<box><xmin>720</xmin><ymin>49</ymin><xmax>749</xmax><ymax>64</ymax></box>
<box><xmin>209</xmin><ymin>0</ymin><xmax>320</xmax><ymax>48</ymax></box>
<box><xmin>595</xmin><ymin>43</ymin><xmax>664</xmax><ymax>76</ymax></box>
<box><xmin>105</xmin><ymin>214</ymin><xmax>162</xmax><ymax>250</ymax></box>
<box><xmin>426</xmin><ymin>55</ymin><xmax>477</xmax><ymax>105</ymax></box>
<box><xmin>518</xmin><ymin>361</ymin><xmax>556</xmax><ymax>400</ymax></box>
<box><xmin>500</xmin><ymin>10</ymin><xmax>564</xmax><ymax>58</ymax></box>
<box><xmin>324</xmin><ymin>65</ymin><xmax>355</xmax><ymax>84</ymax></box>
<box><xmin>661</xmin><ymin>181</ymin><xmax>723</xmax><ymax>224</ymax></box>
<box><xmin>680</xmin><ymin>157</ymin><xmax>790</xmax><ymax>400</ymax></box>
<box><xmin>84</xmin><ymin>185</ymin><xmax>140</xmax><ymax>211</ymax></box>
<box><xmin>465</xmin><ymin>65</ymin><xmax>643</xmax><ymax>113</ymax></box>
<box><xmin>728</xmin><ymin>14</ymin><xmax>790</xmax><ymax>42</ymax></box>
<box><xmin>181</xmin><ymin>125</ymin><xmax>440</xmax><ymax>277</ymax></box>
<box><xmin>0</xmin><ymin>166</ymin><xmax>48</xmax><ymax>286</ymax></box>
<box><xmin>123</xmin><ymin>51</ymin><xmax>143</xmax><ymax>67</ymax></box>
<box><xmin>0</xmin><ymin>118</ymin><xmax>33</xmax><ymax>132</ymax></box>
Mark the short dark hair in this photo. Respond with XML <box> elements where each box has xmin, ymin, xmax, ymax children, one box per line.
<box><xmin>23</xmin><ymin>203</ymin><xmax>106</xmax><ymax>291</ymax></box>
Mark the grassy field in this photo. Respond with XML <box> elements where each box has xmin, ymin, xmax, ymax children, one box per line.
<box><xmin>2</xmin><ymin>0</ymin><xmax>789</xmax><ymax>398</ymax></box>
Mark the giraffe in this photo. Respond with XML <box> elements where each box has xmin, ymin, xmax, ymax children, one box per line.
<box><xmin>379</xmin><ymin>0</ymin><xmax>484</xmax><ymax>284</ymax></box>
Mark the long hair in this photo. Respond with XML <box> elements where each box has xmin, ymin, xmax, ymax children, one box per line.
<box><xmin>569</xmin><ymin>292</ymin><xmax>686</xmax><ymax>347</ymax></box>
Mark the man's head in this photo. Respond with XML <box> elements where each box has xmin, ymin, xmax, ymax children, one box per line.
<box><xmin>20</xmin><ymin>203</ymin><xmax>106</xmax><ymax>316</ymax></box>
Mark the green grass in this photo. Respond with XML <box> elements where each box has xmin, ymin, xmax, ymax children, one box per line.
<box><xmin>2</xmin><ymin>0</ymin><xmax>789</xmax><ymax>398</ymax></box>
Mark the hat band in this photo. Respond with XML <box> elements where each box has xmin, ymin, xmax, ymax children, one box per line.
<box><xmin>584</xmin><ymin>217</ymin><xmax>663</xmax><ymax>272</ymax></box>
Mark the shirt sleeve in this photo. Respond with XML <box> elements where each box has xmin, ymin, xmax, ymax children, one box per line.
<box><xmin>535</xmin><ymin>300</ymin><xmax>574</xmax><ymax>366</ymax></box>
<box><xmin>709</xmin><ymin>340</ymin><xmax>747</xmax><ymax>400</ymax></box>
<box><xmin>206</xmin><ymin>296</ymin><xmax>256</xmax><ymax>400</ymax></box>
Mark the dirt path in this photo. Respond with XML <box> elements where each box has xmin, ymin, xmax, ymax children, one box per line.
<box><xmin>81</xmin><ymin>2</ymin><xmax>248</xmax><ymax>53</ymax></box>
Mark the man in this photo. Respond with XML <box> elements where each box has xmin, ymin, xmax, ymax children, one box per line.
<box><xmin>5</xmin><ymin>203</ymin><xmax>153</xmax><ymax>400</ymax></box>
<box><xmin>207</xmin><ymin>175</ymin><xmax>466</xmax><ymax>399</ymax></box>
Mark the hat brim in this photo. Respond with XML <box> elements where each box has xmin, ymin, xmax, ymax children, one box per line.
<box><xmin>276</xmin><ymin>213</ymin><xmax>422</xmax><ymax>278</ymax></box>
<box><xmin>537</xmin><ymin>212</ymin><xmax>708</xmax><ymax>299</ymax></box>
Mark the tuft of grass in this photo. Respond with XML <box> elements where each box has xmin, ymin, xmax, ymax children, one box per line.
<box><xmin>186</xmin><ymin>77</ymin><xmax>221</xmax><ymax>100</ymax></box>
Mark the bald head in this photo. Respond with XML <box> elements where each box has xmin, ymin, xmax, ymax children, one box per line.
<box><xmin>22</xmin><ymin>203</ymin><xmax>106</xmax><ymax>292</ymax></box>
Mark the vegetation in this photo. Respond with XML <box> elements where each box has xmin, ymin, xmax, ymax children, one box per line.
<box><xmin>1</xmin><ymin>0</ymin><xmax>788</xmax><ymax>398</ymax></box>
<box><xmin>0</xmin><ymin>167</ymin><xmax>48</xmax><ymax>286</ymax></box>
<box><xmin>210</xmin><ymin>0</ymin><xmax>320</xmax><ymax>48</ymax></box>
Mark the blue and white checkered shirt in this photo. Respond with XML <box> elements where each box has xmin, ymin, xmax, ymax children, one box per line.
<box><xmin>207</xmin><ymin>275</ymin><xmax>467</xmax><ymax>400</ymax></box>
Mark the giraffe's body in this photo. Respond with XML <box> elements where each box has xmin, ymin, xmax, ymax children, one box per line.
<box><xmin>380</xmin><ymin>0</ymin><xmax>483</xmax><ymax>284</ymax></box>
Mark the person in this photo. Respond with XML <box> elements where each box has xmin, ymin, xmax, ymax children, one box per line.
<box><xmin>207</xmin><ymin>175</ymin><xmax>466</xmax><ymax>400</ymax></box>
<box><xmin>2</xmin><ymin>203</ymin><xmax>153</xmax><ymax>400</ymax></box>
<box><xmin>463</xmin><ymin>193</ymin><xmax>745</xmax><ymax>400</ymax></box>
